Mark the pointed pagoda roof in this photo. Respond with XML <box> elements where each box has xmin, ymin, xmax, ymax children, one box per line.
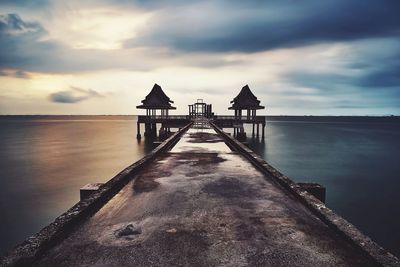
<box><xmin>136</xmin><ymin>84</ymin><xmax>176</xmax><ymax>109</ymax></box>
<box><xmin>228</xmin><ymin>85</ymin><xmax>265</xmax><ymax>110</ymax></box>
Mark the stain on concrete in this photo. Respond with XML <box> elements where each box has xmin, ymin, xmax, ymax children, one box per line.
<box><xmin>133</xmin><ymin>169</ymin><xmax>172</xmax><ymax>193</ymax></box>
<box><xmin>185</xmin><ymin>170</ymin><xmax>211</xmax><ymax>177</ymax></box>
<box><xmin>187</xmin><ymin>132</ymin><xmax>225</xmax><ymax>143</ymax></box>
<box><xmin>202</xmin><ymin>177</ymin><xmax>259</xmax><ymax>199</ymax></box>
<box><xmin>114</xmin><ymin>224</ymin><xmax>141</xmax><ymax>239</ymax></box>
<box><xmin>133</xmin><ymin>178</ymin><xmax>160</xmax><ymax>193</ymax></box>
<box><xmin>179</xmin><ymin>153</ymin><xmax>227</xmax><ymax>167</ymax></box>
<box><xmin>171</xmin><ymin>128</ymin><xmax>232</xmax><ymax>153</ymax></box>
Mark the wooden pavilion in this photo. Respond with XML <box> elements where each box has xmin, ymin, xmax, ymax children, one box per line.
<box><xmin>228</xmin><ymin>85</ymin><xmax>265</xmax><ymax>138</ymax></box>
<box><xmin>136</xmin><ymin>84</ymin><xmax>176</xmax><ymax>138</ymax></box>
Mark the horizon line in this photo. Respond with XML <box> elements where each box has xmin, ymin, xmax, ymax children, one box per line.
<box><xmin>0</xmin><ymin>114</ymin><xmax>399</xmax><ymax>117</ymax></box>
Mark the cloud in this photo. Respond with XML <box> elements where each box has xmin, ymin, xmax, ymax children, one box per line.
<box><xmin>285</xmin><ymin>65</ymin><xmax>400</xmax><ymax>99</ymax></box>
<box><xmin>0</xmin><ymin>69</ymin><xmax>30</xmax><ymax>78</ymax></box>
<box><xmin>285</xmin><ymin>38</ymin><xmax>400</xmax><ymax>91</ymax></box>
<box><xmin>0</xmin><ymin>2</ymin><xmax>399</xmax><ymax>115</ymax></box>
<box><xmin>0</xmin><ymin>0</ymin><xmax>48</xmax><ymax>8</ymax></box>
<box><xmin>0</xmin><ymin>14</ymin><xmax>59</xmax><ymax>70</ymax></box>
<box><xmin>0</xmin><ymin>13</ymin><xmax>44</xmax><ymax>34</ymax></box>
<box><xmin>0</xmin><ymin>12</ymin><xmax>247</xmax><ymax>74</ymax></box>
<box><xmin>0</xmin><ymin>13</ymin><xmax>146</xmax><ymax>73</ymax></box>
<box><xmin>357</xmin><ymin>64</ymin><xmax>400</xmax><ymax>88</ymax></box>
<box><xmin>49</xmin><ymin>86</ymin><xmax>103</xmax><ymax>104</ymax></box>
<box><xmin>127</xmin><ymin>0</ymin><xmax>400</xmax><ymax>53</ymax></box>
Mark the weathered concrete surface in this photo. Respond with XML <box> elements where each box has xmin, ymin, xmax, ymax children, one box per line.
<box><xmin>0</xmin><ymin>124</ymin><xmax>192</xmax><ymax>267</ymax></box>
<box><xmin>212</xmin><ymin>122</ymin><xmax>399</xmax><ymax>267</ymax></box>
<box><xmin>30</xmin><ymin>127</ymin><xmax>383</xmax><ymax>266</ymax></box>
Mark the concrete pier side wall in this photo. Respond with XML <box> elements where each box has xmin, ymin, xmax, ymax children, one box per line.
<box><xmin>210</xmin><ymin>121</ymin><xmax>400</xmax><ymax>267</ymax></box>
<box><xmin>0</xmin><ymin>123</ymin><xmax>192</xmax><ymax>267</ymax></box>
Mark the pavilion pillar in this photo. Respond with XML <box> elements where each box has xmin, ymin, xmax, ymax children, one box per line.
<box><xmin>257</xmin><ymin>123</ymin><xmax>259</xmax><ymax>137</ymax></box>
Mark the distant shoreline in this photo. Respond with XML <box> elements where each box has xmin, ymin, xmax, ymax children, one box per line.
<box><xmin>0</xmin><ymin>115</ymin><xmax>399</xmax><ymax>123</ymax></box>
<box><xmin>0</xmin><ymin>115</ymin><xmax>399</xmax><ymax>117</ymax></box>
<box><xmin>265</xmin><ymin>115</ymin><xmax>400</xmax><ymax>123</ymax></box>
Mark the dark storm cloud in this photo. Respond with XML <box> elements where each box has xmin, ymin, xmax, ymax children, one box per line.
<box><xmin>281</xmin><ymin>36</ymin><xmax>400</xmax><ymax>111</ymax></box>
<box><xmin>127</xmin><ymin>0</ymin><xmax>400</xmax><ymax>53</ymax></box>
<box><xmin>286</xmin><ymin>68</ymin><xmax>400</xmax><ymax>94</ymax></box>
<box><xmin>0</xmin><ymin>13</ymin><xmax>45</xmax><ymax>35</ymax></box>
<box><xmin>0</xmin><ymin>0</ymin><xmax>47</xmax><ymax>7</ymax></box>
<box><xmin>287</xmin><ymin>55</ymin><xmax>400</xmax><ymax>91</ymax></box>
<box><xmin>0</xmin><ymin>14</ymin><xmax>59</xmax><ymax>70</ymax></box>
<box><xmin>287</xmin><ymin>72</ymin><xmax>353</xmax><ymax>92</ymax></box>
<box><xmin>357</xmin><ymin>61</ymin><xmax>400</xmax><ymax>88</ymax></box>
<box><xmin>49</xmin><ymin>86</ymin><xmax>103</xmax><ymax>104</ymax></box>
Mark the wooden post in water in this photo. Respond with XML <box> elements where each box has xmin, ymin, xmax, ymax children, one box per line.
<box><xmin>256</xmin><ymin>123</ymin><xmax>259</xmax><ymax>137</ymax></box>
<box><xmin>152</xmin><ymin>123</ymin><xmax>157</xmax><ymax>138</ymax></box>
<box><xmin>137</xmin><ymin>121</ymin><xmax>141</xmax><ymax>139</ymax></box>
<box><xmin>262</xmin><ymin>123</ymin><xmax>265</xmax><ymax>139</ymax></box>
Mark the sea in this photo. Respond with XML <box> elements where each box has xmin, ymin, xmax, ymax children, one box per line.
<box><xmin>0</xmin><ymin>115</ymin><xmax>399</xmax><ymax>257</ymax></box>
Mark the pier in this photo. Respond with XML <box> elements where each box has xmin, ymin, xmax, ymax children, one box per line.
<box><xmin>2</xmin><ymin>120</ymin><xmax>399</xmax><ymax>266</ymax></box>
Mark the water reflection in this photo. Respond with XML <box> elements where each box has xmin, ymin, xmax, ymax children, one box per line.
<box><xmin>244</xmin><ymin>119</ymin><xmax>400</xmax><ymax>257</ymax></box>
<box><xmin>0</xmin><ymin>116</ymin><xmax>152</xmax><ymax>255</ymax></box>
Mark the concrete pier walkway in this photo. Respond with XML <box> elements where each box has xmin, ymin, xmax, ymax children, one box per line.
<box><xmin>33</xmin><ymin>125</ymin><xmax>379</xmax><ymax>266</ymax></box>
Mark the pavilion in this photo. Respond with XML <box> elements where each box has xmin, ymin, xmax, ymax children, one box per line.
<box><xmin>228</xmin><ymin>85</ymin><xmax>265</xmax><ymax>138</ymax></box>
<box><xmin>136</xmin><ymin>84</ymin><xmax>176</xmax><ymax>138</ymax></box>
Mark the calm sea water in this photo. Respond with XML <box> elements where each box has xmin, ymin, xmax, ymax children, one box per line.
<box><xmin>0</xmin><ymin>116</ymin><xmax>399</xmax><ymax>257</ymax></box>
<box><xmin>0</xmin><ymin>116</ymin><xmax>153</xmax><ymax>255</ymax></box>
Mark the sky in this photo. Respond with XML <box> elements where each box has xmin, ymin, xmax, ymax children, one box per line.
<box><xmin>0</xmin><ymin>0</ymin><xmax>399</xmax><ymax>115</ymax></box>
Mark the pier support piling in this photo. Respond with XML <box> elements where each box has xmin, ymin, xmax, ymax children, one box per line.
<box><xmin>152</xmin><ymin>123</ymin><xmax>157</xmax><ymax>138</ymax></box>
<box><xmin>136</xmin><ymin>122</ymin><xmax>141</xmax><ymax>139</ymax></box>
<box><xmin>256</xmin><ymin>123</ymin><xmax>259</xmax><ymax>137</ymax></box>
<box><xmin>262</xmin><ymin>123</ymin><xmax>265</xmax><ymax>139</ymax></box>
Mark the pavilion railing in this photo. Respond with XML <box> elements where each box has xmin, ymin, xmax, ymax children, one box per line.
<box><xmin>137</xmin><ymin>115</ymin><xmax>191</xmax><ymax>122</ymax></box>
<box><xmin>213</xmin><ymin>115</ymin><xmax>266</xmax><ymax>123</ymax></box>
<box><xmin>137</xmin><ymin>115</ymin><xmax>265</xmax><ymax>123</ymax></box>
